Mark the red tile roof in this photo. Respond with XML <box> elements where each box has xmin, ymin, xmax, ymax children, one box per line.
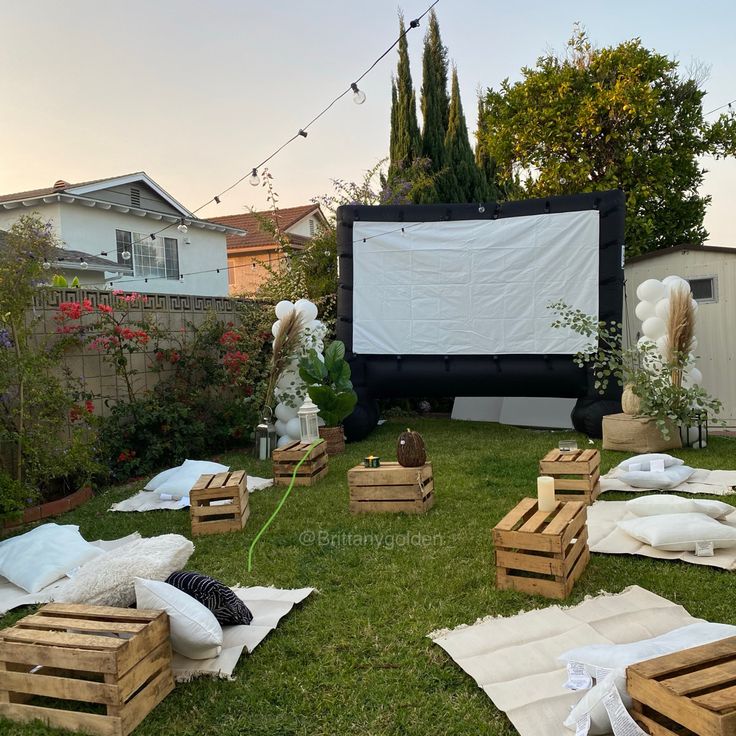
<box><xmin>207</xmin><ymin>204</ymin><xmax>322</xmax><ymax>249</ymax></box>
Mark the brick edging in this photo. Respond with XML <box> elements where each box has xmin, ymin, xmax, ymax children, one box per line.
<box><xmin>2</xmin><ymin>485</ymin><xmax>94</xmax><ymax>531</ymax></box>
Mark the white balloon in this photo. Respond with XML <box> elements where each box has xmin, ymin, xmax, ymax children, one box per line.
<box><xmin>276</xmin><ymin>435</ymin><xmax>292</xmax><ymax>448</ymax></box>
<box><xmin>662</xmin><ymin>275</ymin><xmax>690</xmax><ymax>295</ymax></box>
<box><xmin>276</xmin><ymin>371</ymin><xmax>298</xmax><ymax>390</ymax></box>
<box><xmin>635</xmin><ymin>300</ymin><xmax>657</xmax><ymax>322</ymax></box>
<box><xmin>274</xmin><ymin>402</ymin><xmax>298</xmax><ymax>422</ymax></box>
<box><xmin>637</xmin><ymin>336</ymin><xmax>655</xmax><ymax>349</ymax></box>
<box><xmin>642</xmin><ymin>316</ymin><xmax>666</xmax><ymax>340</ymax></box>
<box><xmin>655</xmin><ymin>335</ymin><xmax>669</xmax><ymax>356</ymax></box>
<box><xmin>274</xmin><ymin>419</ymin><xmax>287</xmax><ymax>436</ymax></box>
<box><xmin>275</xmin><ymin>300</ymin><xmax>294</xmax><ymax>320</ymax></box>
<box><xmin>689</xmin><ymin>367</ymin><xmax>703</xmax><ymax>385</ymax></box>
<box><xmin>294</xmin><ymin>299</ymin><xmax>318</xmax><ymax>322</ymax></box>
<box><xmin>690</xmin><ymin>336</ymin><xmax>698</xmax><ymax>352</ymax></box>
<box><xmin>654</xmin><ymin>298</ymin><xmax>671</xmax><ymax>321</ymax></box>
<box><xmin>286</xmin><ymin>417</ymin><xmax>301</xmax><ymax>440</ymax></box>
<box><xmin>271</xmin><ymin>320</ymin><xmax>281</xmax><ymax>338</ymax></box>
<box><xmin>636</xmin><ymin>279</ymin><xmax>666</xmax><ymax>303</ymax></box>
<box><xmin>691</xmin><ymin>298</ymin><xmax>699</xmax><ymax>314</ymax></box>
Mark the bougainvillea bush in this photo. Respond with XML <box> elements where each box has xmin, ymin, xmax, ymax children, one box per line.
<box><xmin>0</xmin><ymin>216</ymin><xmax>99</xmax><ymax>517</ymax></box>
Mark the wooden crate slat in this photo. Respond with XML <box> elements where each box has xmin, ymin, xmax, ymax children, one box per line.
<box><xmin>552</xmin><ymin>468</ymin><xmax>600</xmax><ymax>491</ymax></box>
<box><xmin>229</xmin><ymin>470</ymin><xmax>246</xmax><ymax>485</ymax></box>
<box><xmin>38</xmin><ymin>604</ymin><xmax>160</xmax><ymax>622</ymax></box>
<box><xmin>349</xmin><ymin>479</ymin><xmax>434</xmax><ymax>502</ymax></box>
<box><xmin>631</xmin><ymin>707</ymin><xmax>680</xmax><ymax>736</ymax></box>
<box><xmin>272</xmin><ymin>440</ymin><xmax>326</xmax><ymax>462</ymax></box>
<box><xmin>0</xmin><ymin>668</ymin><xmax>118</xmax><ymax>705</ymax></box>
<box><xmin>630</xmin><ymin>637</ymin><xmax>736</xmax><ymax>679</ymax></box>
<box><xmin>347</xmin><ymin>462</ymin><xmax>432</xmax><ymax>486</ymax></box>
<box><xmin>0</xmin><ymin>702</ymin><xmax>122</xmax><ymax>736</ymax></box>
<box><xmin>191</xmin><ymin>502</ymin><xmax>241</xmax><ymax>518</ymax></box>
<box><xmin>273</xmin><ymin>442</ymin><xmax>328</xmax><ymax>487</ymax></box>
<box><xmin>493</xmin><ymin>498</ymin><xmax>538</xmax><ymax>532</ymax></box>
<box><xmin>663</xmin><ymin>659</ymin><xmax>736</xmax><ymax>696</ymax></box>
<box><xmin>578</xmin><ymin>449</ymin><xmax>597</xmax><ymax>462</ymax></box>
<box><xmin>116</xmin><ymin>641</ymin><xmax>171</xmax><ymax>703</ymax></box>
<box><xmin>539</xmin><ymin>448</ymin><xmax>600</xmax><ymax>477</ymax></box>
<box><xmin>17</xmin><ymin>615</ymin><xmax>147</xmax><ymax>636</ymax></box>
<box><xmin>542</xmin><ymin>502</ymin><xmax>580</xmax><ymax>536</ymax></box>
<box><xmin>518</xmin><ymin>507</ymin><xmax>558</xmax><ymax>534</ymax></box>
<box><xmin>349</xmin><ymin>493</ymin><xmax>435</xmax><ymax>515</ymax></box>
<box><xmin>115</xmin><ymin>612</ymin><xmax>169</xmax><ymax>677</ymax></box>
<box><xmin>190</xmin><ymin>474</ymin><xmax>213</xmax><ymax>492</ymax></box>
<box><xmin>119</xmin><ymin>667</ymin><xmax>174</xmax><ymax>735</ymax></box>
<box><xmin>692</xmin><ymin>684</ymin><xmax>736</xmax><ymax>713</ymax></box>
<box><xmin>0</xmin><ymin>641</ymin><xmax>118</xmax><ymax>674</ymax></box>
<box><xmin>542</xmin><ymin>449</ymin><xmax>562</xmax><ymax>462</ymax></box>
<box><xmin>2</xmin><ymin>629</ymin><xmax>125</xmax><ymax>651</ymax></box>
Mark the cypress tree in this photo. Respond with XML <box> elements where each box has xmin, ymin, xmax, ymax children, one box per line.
<box><xmin>442</xmin><ymin>66</ymin><xmax>485</xmax><ymax>202</ymax></box>
<box><xmin>420</xmin><ymin>10</ymin><xmax>449</xmax><ymax>171</ymax></box>
<box><xmin>389</xmin><ymin>14</ymin><xmax>421</xmax><ymax>176</ymax></box>
<box><xmin>475</xmin><ymin>96</ymin><xmax>500</xmax><ymax>201</ymax></box>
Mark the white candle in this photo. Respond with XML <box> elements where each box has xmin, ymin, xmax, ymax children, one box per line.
<box><xmin>537</xmin><ymin>476</ymin><xmax>556</xmax><ymax>512</ymax></box>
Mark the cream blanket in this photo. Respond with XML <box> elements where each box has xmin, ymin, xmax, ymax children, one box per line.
<box><xmin>587</xmin><ymin>500</ymin><xmax>736</xmax><ymax>570</ymax></box>
<box><xmin>429</xmin><ymin>586</ymin><xmax>699</xmax><ymax>736</ymax></box>
<box><xmin>108</xmin><ymin>475</ymin><xmax>273</xmax><ymax>512</ymax></box>
<box><xmin>172</xmin><ymin>586</ymin><xmax>314</xmax><ymax>681</ymax></box>
<box><xmin>600</xmin><ymin>468</ymin><xmax>736</xmax><ymax>496</ymax></box>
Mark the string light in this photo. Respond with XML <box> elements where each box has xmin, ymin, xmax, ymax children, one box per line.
<box><xmin>478</xmin><ymin>204</ymin><xmax>486</xmax><ymax>213</ymax></box>
<box><xmin>214</xmin><ymin>195</ymin><xmax>221</xmax><ymax>204</ymax></box>
<box><xmin>79</xmin><ymin>258</ymin><xmax>88</xmax><ymax>270</ymax></box>
<box><xmin>351</xmin><ymin>83</ymin><xmax>366</xmax><ymax>105</ymax></box>
<box><xmin>249</xmin><ymin>169</ymin><xmax>260</xmax><ymax>187</ymax></box>
<box><xmin>42</xmin><ymin>260</ymin><xmax>51</xmax><ymax>270</ymax></box>
<box><xmin>121</xmin><ymin>250</ymin><xmax>131</xmax><ymax>261</ymax></box>
<box><xmin>177</xmin><ymin>219</ymin><xmax>188</xmax><ymax>234</ymax></box>
<box><xmin>298</xmin><ymin>129</ymin><xmax>308</xmax><ymax>138</ymax></box>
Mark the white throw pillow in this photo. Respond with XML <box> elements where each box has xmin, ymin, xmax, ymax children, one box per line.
<box><xmin>135</xmin><ymin>578</ymin><xmax>223</xmax><ymax>660</ymax></box>
<box><xmin>618</xmin><ymin>513</ymin><xmax>736</xmax><ymax>551</ymax></box>
<box><xmin>57</xmin><ymin>534</ymin><xmax>194</xmax><ymax>608</ymax></box>
<box><xmin>617</xmin><ymin>464</ymin><xmax>695</xmax><ymax>489</ymax></box>
<box><xmin>617</xmin><ymin>453</ymin><xmax>684</xmax><ymax>472</ymax></box>
<box><xmin>144</xmin><ymin>467</ymin><xmax>180</xmax><ymax>491</ymax></box>
<box><xmin>564</xmin><ymin>673</ymin><xmax>626</xmax><ymax>735</ymax></box>
<box><xmin>0</xmin><ymin>523</ymin><xmax>102</xmax><ymax>593</ymax></box>
<box><xmin>154</xmin><ymin>460</ymin><xmax>229</xmax><ymax>500</ymax></box>
<box><xmin>627</xmin><ymin>494</ymin><xmax>734</xmax><ymax>520</ymax></box>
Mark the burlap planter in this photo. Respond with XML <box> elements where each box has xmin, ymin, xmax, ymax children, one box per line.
<box><xmin>319</xmin><ymin>426</ymin><xmax>345</xmax><ymax>455</ymax></box>
<box><xmin>602</xmin><ymin>413</ymin><xmax>682</xmax><ymax>452</ymax></box>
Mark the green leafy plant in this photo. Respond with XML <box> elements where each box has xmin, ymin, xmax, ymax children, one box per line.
<box><xmin>298</xmin><ymin>340</ymin><xmax>357</xmax><ymax>427</ymax></box>
<box><xmin>549</xmin><ymin>301</ymin><xmax>723</xmax><ymax>438</ymax></box>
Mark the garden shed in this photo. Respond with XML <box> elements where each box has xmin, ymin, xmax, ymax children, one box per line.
<box><xmin>624</xmin><ymin>244</ymin><xmax>736</xmax><ymax>427</ymax></box>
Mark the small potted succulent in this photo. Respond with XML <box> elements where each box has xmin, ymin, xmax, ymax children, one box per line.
<box><xmin>298</xmin><ymin>339</ymin><xmax>357</xmax><ymax>455</ymax></box>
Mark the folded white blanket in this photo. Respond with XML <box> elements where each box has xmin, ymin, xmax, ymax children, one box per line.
<box><xmin>601</xmin><ymin>467</ymin><xmax>736</xmax><ymax>496</ymax></box>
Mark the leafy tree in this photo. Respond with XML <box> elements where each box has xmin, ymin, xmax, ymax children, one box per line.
<box><xmin>389</xmin><ymin>14</ymin><xmax>421</xmax><ymax>176</ymax></box>
<box><xmin>443</xmin><ymin>67</ymin><xmax>487</xmax><ymax>202</ymax></box>
<box><xmin>477</xmin><ymin>27</ymin><xmax>736</xmax><ymax>256</ymax></box>
<box><xmin>420</xmin><ymin>10</ymin><xmax>449</xmax><ymax>172</ymax></box>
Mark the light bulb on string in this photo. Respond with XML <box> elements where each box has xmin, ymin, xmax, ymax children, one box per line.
<box><xmin>249</xmin><ymin>168</ymin><xmax>260</xmax><ymax>186</ymax></box>
<box><xmin>177</xmin><ymin>220</ymin><xmax>188</xmax><ymax>234</ymax></box>
<box><xmin>351</xmin><ymin>83</ymin><xmax>366</xmax><ymax>105</ymax></box>
<box><xmin>42</xmin><ymin>260</ymin><xmax>51</xmax><ymax>270</ymax></box>
<box><xmin>121</xmin><ymin>250</ymin><xmax>131</xmax><ymax>261</ymax></box>
<box><xmin>79</xmin><ymin>258</ymin><xmax>89</xmax><ymax>270</ymax></box>
<box><xmin>478</xmin><ymin>204</ymin><xmax>486</xmax><ymax>213</ymax></box>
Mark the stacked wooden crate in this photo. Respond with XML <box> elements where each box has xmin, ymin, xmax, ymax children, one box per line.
<box><xmin>539</xmin><ymin>448</ymin><xmax>601</xmax><ymax>505</ymax></box>
<box><xmin>190</xmin><ymin>470</ymin><xmax>249</xmax><ymax>536</ymax></box>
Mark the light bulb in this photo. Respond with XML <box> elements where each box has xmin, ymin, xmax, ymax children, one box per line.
<box><xmin>80</xmin><ymin>259</ymin><xmax>89</xmax><ymax>270</ymax></box>
<box><xmin>478</xmin><ymin>204</ymin><xmax>486</xmax><ymax>213</ymax></box>
<box><xmin>121</xmin><ymin>250</ymin><xmax>131</xmax><ymax>261</ymax></box>
<box><xmin>177</xmin><ymin>221</ymin><xmax>188</xmax><ymax>234</ymax></box>
<box><xmin>42</xmin><ymin>260</ymin><xmax>51</xmax><ymax>270</ymax></box>
<box><xmin>351</xmin><ymin>83</ymin><xmax>366</xmax><ymax>105</ymax></box>
<box><xmin>249</xmin><ymin>168</ymin><xmax>260</xmax><ymax>186</ymax></box>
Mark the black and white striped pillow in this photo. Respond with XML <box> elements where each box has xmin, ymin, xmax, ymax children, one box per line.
<box><xmin>165</xmin><ymin>571</ymin><xmax>253</xmax><ymax>626</ymax></box>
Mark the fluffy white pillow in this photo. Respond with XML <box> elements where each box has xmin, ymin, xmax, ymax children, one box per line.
<box><xmin>627</xmin><ymin>494</ymin><xmax>734</xmax><ymax>520</ymax></box>
<box><xmin>0</xmin><ymin>523</ymin><xmax>102</xmax><ymax>593</ymax></box>
<box><xmin>617</xmin><ymin>453</ymin><xmax>684</xmax><ymax>472</ymax></box>
<box><xmin>564</xmin><ymin>673</ymin><xmax>626</xmax><ymax>735</ymax></box>
<box><xmin>57</xmin><ymin>534</ymin><xmax>194</xmax><ymax>607</ymax></box>
<box><xmin>154</xmin><ymin>460</ymin><xmax>229</xmax><ymax>500</ymax></box>
<box><xmin>144</xmin><ymin>467</ymin><xmax>180</xmax><ymax>491</ymax></box>
<box><xmin>135</xmin><ymin>578</ymin><xmax>223</xmax><ymax>659</ymax></box>
<box><xmin>617</xmin><ymin>464</ymin><xmax>695</xmax><ymax>489</ymax></box>
<box><xmin>618</xmin><ymin>513</ymin><xmax>736</xmax><ymax>551</ymax></box>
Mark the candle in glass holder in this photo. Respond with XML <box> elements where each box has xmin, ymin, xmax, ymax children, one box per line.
<box><xmin>537</xmin><ymin>476</ymin><xmax>556</xmax><ymax>512</ymax></box>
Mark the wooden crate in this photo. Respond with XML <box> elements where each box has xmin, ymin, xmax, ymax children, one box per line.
<box><xmin>348</xmin><ymin>462</ymin><xmax>434</xmax><ymax>514</ymax></box>
<box><xmin>272</xmin><ymin>440</ymin><xmax>328</xmax><ymax>486</ymax></box>
<box><xmin>628</xmin><ymin>636</ymin><xmax>736</xmax><ymax>736</ymax></box>
<box><xmin>539</xmin><ymin>448</ymin><xmax>601</xmax><ymax>505</ymax></box>
<box><xmin>190</xmin><ymin>470</ymin><xmax>249</xmax><ymax>536</ymax></box>
<box><xmin>0</xmin><ymin>603</ymin><xmax>173</xmax><ymax>736</ymax></box>
<box><xmin>492</xmin><ymin>498</ymin><xmax>589</xmax><ymax>599</ymax></box>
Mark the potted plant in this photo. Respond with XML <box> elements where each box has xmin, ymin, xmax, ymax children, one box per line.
<box><xmin>549</xmin><ymin>298</ymin><xmax>723</xmax><ymax>447</ymax></box>
<box><xmin>298</xmin><ymin>340</ymin><xmax>357</xmax><ymax>454</ymax></box>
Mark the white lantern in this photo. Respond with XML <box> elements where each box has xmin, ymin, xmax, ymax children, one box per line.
<box><xmin>297</xmin><ymin>397</ymin><xmax>320</xmax><ymax>442</ymax></box>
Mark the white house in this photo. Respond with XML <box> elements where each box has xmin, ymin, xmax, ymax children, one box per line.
<box><xmin>0</xmin><ymin>173</ymin><xmax>244</xmax><ymax>296</ymax></box>
<box><xmin>625</xmin><ymin>243</ymin><xmax>736</xmax><ymax>428</ymax></box>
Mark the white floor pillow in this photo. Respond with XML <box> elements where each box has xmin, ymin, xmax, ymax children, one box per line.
<box><xmin>617</xmin><ymin>453</ymin><xmax>683</xmax><ymax>472</ymax></box>
<box><xmin>627</xmin><ymin>494</ymin><xmax>734</xmax><ymax>520</ymax></box>
<box><xmin>617</xmin><ymin>465</ymin><xmax>695</xmax><ymax>489</ymax></box>
<box><xmin>0</xmin><ymin>523</ymin><xmax>102</xmax><ymax>593</ymax></box>
<box><xmin>135</xmin><ymin>578</ymin><xmax>223</xmax><ymax>660</ymax></box>
<box><xmin>144</xmin><ymin>466</ymin><xmax>180</xmax><ymax>491</ymax></box>
<box><xmin>58</xmin><ymin>534</ymin><xmax>194</xmax><ymax>607</ymax></box>
<box><xmin>618</xmin><ymin>513</ymin><xmax>736</xmax><ymax>551</ymax></box>
<box><xmin>154</xmin><ymin>460</ymin><xmax>229</xmax><ymax>499</ymax></box>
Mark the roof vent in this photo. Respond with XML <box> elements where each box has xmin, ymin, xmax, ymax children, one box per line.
<box><xmin>53</xmin><ymin>179</ymin><xmax>70</xmax><ymax>191</ymax></box>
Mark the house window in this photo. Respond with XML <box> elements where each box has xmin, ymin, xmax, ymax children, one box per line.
<box><xmin>687</xmin><ymin>276</ymin><xmax>717</xmax><ymax>303</ymax></box>
<box><xmin>115</xmin><ymin>229</ymin><xmax>179</xmax><ymax>280</ymax></box>
<box><xmin>309</xmin><ymin>218</ymin><xmax>315</xmax><ymax>237</ymax></box>
<box><xmin>130</xmin><ymin>187</ymin><xmax>141</xmax><ymax>208</ymax></box>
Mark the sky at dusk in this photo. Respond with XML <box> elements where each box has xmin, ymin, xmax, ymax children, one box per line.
<box><xmin>1</xmin><ymin>0</ymin><xmax>734</xmax><ymax>244</ymax></box>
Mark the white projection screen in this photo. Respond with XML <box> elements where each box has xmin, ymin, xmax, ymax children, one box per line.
<box><xmin>352</xmin><ymin>211</ymin><xmax>599</xmax><ymax>355</ymax></box>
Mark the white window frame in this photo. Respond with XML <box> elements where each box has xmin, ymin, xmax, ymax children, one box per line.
<box><xmin>687</xmin><ymin>275</ymin><xmax>718</xmax><ymax>304</ymax></box>
<box><xmin>115</xmin><ymin>229</ymin><xmax>179</xmax><ymax>280</ymax></box>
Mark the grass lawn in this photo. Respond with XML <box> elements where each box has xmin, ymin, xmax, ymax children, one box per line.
<box><xmin>3</xmin><ymin>418</ymin><xmax>736</xmax><ymax>736</ymax></box>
